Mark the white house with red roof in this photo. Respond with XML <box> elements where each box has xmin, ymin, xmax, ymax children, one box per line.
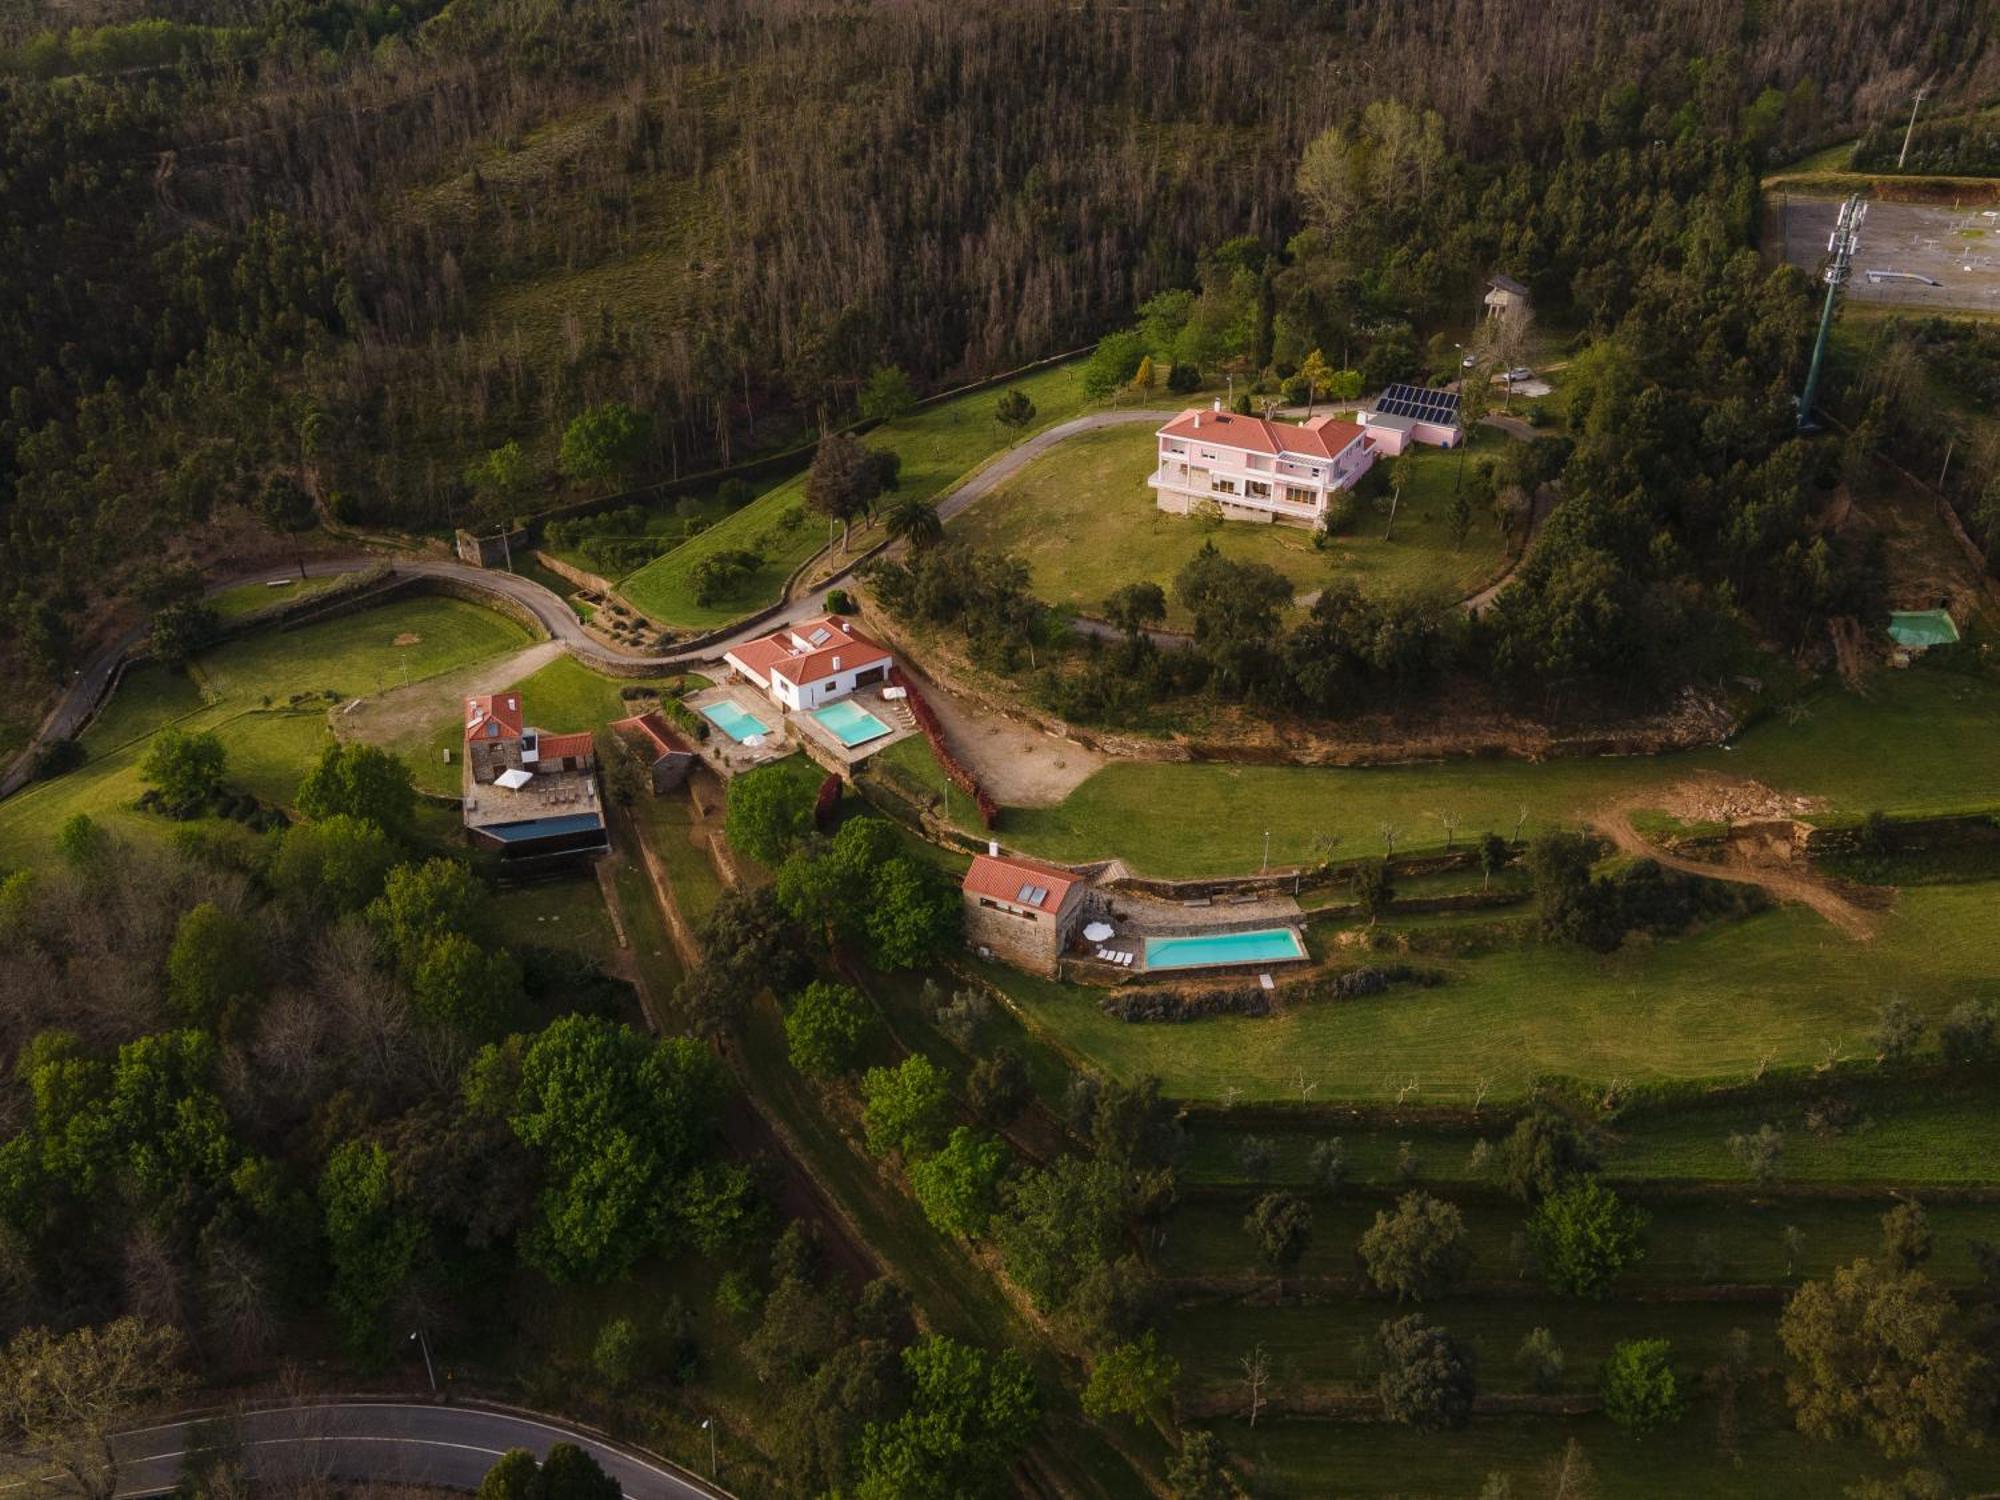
<box><xmin>1150</xmin><ymin>399</ymin><xmax>1377</xmax><ymax>531</ymax></box>
<box><xmin>723</xmin><ymin>614</ymin><xmax>895</xmax><ymax>712</ymax></box>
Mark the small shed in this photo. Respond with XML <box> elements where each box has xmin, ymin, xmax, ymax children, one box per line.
<box><xmin>612</xmin><ymin>712</ymin><xmax>698</xmax><ymax>793</ymax></box>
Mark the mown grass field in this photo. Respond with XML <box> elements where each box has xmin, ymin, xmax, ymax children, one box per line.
<box><xmin>977</xmin><ymin>876</ymin><xmax>2000</xmax><ymax>1104</ymax></box>
<box><xmin>950</xmin><ymin>421</ymin><xmax>1513</xmax><ymax>628</ymax></box>
<box><xmin>978</xmin><ymin>668</ymin><xmax>2000</xmax><ymax>876</ymax></box>
<box><xmin>207</xmin><ymin>571</ymin><xmax>346</xmax><ymax>620</ymax></box>
<box><xmin>0</xmin><ymin>597</ymin><xmax>531</xmax><ymax>867</ymax></box>
<box><xmin>618</xmin><ymin>358</ymin><xmax>1090</xmax><ymax>627</ymax></box>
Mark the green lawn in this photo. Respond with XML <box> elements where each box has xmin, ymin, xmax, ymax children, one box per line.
<box><xmin>208</xmin><ymin>571</ymin><xmax>347</xmax><ymax>621</ymax></box>
<box><xmin>486</xmin><ymin>874</ymin><xmax>620</xmax><ymax>959</ymax></box>
<box><xmin>618</xmin><ymin>359</ymin><xmax>1093</xmax><ymax>628</ymax></box>
<box><xmin>1180</xmin><ymin>1081</ymin><xmax>2000</xmax><ymax>1188</ymax></box>
<box><xmin>951</xmin><ymin>422</ymin><xmax>1512</xmax><ymax>628</ymax></box>
<box><xmin>1157</xmin><ymin>1190</ymin><xmax>2000</xmax><ymax>1290</ymax></box>
<box><xmin>977</xmin><ymin>877</ymin><xmax>2000</xmax><ymax>1104</ymax></box>
<box><xmin>0</xmin><ymin>597</ymin><xmax>531</xmax><ymax>867</ymax></box>
<box><xmin>1205</xmin><ymin>1408</ymin><xmax>2000</xmax><ymax>1499</ymax></box>
<box><xmin>976</xmin><ymin>668</ymin><xmax>2000</xmax><ymax>876</ymax></box>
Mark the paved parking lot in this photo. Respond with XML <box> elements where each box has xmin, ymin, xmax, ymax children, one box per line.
<box><xmin>1780</xmin><ymin>194</ymin><xmax>2000</xmax><ymax>313</ymax></box>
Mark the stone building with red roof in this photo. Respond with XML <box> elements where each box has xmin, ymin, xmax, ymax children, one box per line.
<box><xmin>961</xmin><ymin>847</ymin><xmax>1090</xmax><ymax>975</ymax></box>
<box><xmin>1149</xmin><ymin>399</ymin><xmax>1376</xmax><ymax>530</ymax></box>
<box><xmin>460</xmin><ymin>692</ymin><xmax>607</xmax><ymax>861</ymax></box>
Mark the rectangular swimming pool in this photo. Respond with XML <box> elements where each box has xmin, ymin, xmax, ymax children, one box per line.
<box><xmin>700</xmin><ymin>700</ymin><xmax>770</xmax><ymax>743</ymax></box>
<box><xmin>1143</xmin><ymin>927</ymin><xmax>1306</xmax><ymax>971</ymax></box>
<box><xmin>811</xmin><ymin>699</ymin><xmax>893</xmax><ymax>748</ymax></box>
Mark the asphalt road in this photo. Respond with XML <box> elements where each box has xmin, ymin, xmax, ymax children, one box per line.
<box><xmin>19</xmin><ymin>1401</ymin><xmax>727</xmax><ymax>1499</ymax></box>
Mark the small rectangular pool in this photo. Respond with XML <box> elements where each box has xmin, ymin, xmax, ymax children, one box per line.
<box><xmin>700</xmin><ymin>700</ymin><xmax>770</xmax><ymax>743</ymax></box>
<box><xmin>811</xmin><ymin>699</ymin><xmax>893</xmax><ymax>748</ymax></box>
<box><xmin>1143</xmin><ymin>927</ymin><xmax>1306</xmax><ymax>972</ymax></box>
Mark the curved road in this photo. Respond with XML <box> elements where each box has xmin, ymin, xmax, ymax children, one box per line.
<box><xmin>3</xmin><ymin>401</ymin><xmax>1553</xmax><ymax>798</ymax></box>
<box><xmin>29</xmin><ymin>1400</ymin><xmax>729</xmax><ymax>1499</ymax></box>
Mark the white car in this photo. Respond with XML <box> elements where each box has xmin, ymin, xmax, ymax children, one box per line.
<box><xmin>1461</xmin><ymin>354</ymin><xmax>1477</xmax><ymax>369</ymax></box>
<box><xmin>1506</xmin><ymin>366</ymin><xmax>1534</xmax><ymax>382</ymax></box>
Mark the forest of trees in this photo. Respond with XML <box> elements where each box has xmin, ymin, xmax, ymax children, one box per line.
<box><xmin>2</xmin><ymin>0</ymin><xmax>1989</xmax><ymax>684</ymax></box>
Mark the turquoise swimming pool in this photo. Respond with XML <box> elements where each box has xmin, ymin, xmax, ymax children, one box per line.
<box><xmin>700</xmin><ymin>700</ymin><xmax>769</xmax><ymax>743</ymax></box>
<box><xmin>811</xmin><ymin>699</ymin><xmax>893</xmax><ymax>748</ymax></box>
<box><xmin>1143</xmin><ymin>927</ymin><xmax>1306</xmax><ymax>971</ymax></box>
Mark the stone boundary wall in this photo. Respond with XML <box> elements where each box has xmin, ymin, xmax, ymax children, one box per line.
<box><xmin>532</xmin><ymin>550</ymin><xmax>615</xmax><ymax>596</ymax></box>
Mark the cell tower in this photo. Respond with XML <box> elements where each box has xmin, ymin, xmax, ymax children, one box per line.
<box><xmin>1796</xmin><ymin>193</ymin><xmax>1866</xmax><ymax>433</ymax></box>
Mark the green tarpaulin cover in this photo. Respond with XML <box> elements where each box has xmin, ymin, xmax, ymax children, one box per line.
<box><xmin>1887</xmin><ymin>610</ymin><xmax>1960</xmax><ymax>648</ymax></box>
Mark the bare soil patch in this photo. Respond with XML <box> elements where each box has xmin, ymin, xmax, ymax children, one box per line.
<box><xmin>333</xmin><ymin>639</ymin><xmax>565</xmax><ymax>749</ymax></box>
<box><xmin>1591</xmin><ymin>786</ymin><xmax>1881</xmax><ymax>941</ymax></box>
<box><xmin>391</xmin><ymin>632</ymin><xmax>422</xmax><ymax>646</ymax></box>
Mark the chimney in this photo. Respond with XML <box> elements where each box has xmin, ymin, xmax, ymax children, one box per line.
<box><xmin>1192</xmin><ymin>412</ymin><xmax>1200</xmax><ymax>428</ymax></box>
<box><xmin>1212</xmin><ymin>397</ymin><xmax>1222</xmax><ymax>413</ymax></box>
<box><xmin>988</xmin><ymin>840</ymin><xmax>1000</xmax><ymax>857</ymax></box>
<box><xmin>831</xmin><ymin>655</ymin><xmax>841</xmax><ymax>671</ymax></box>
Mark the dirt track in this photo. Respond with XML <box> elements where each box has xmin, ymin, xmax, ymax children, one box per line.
<box><xmin>1591</xmin><ymin>800</ymin><xmax>1881</xmax><ymax>942</ymax></box>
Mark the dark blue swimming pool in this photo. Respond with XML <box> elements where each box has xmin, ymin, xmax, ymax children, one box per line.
<box><xmin>483</xmin><ymin>813</ymin><xmax>607</xmax><ymax>842</ymax></box>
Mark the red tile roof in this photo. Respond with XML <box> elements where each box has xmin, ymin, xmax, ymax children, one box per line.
<box><xmin>725</xmin><ymin>615</ymin><xmax>894</xmax><ymax>688</ymax></box>
<box><xmin>1158</xmin><ymin>408</ymin><xmax>1366</xmax><ymax>463</ymax></box>
<box><xmin>534</xmin><ymin>731</ymin><xmax>595</xmax><ymax>762</ymax></box>
<box><xmin>466</xmin><ymin>693</ymin><xmax>525</xmax><ymax>743</ymax></box>
<box><xmin>962</xmin><ymin>852</ymin><xmax>1082</xmax><ymax>914</ymax></box>
<box><xmin>614</xmin><ymin>712</ymin><xmax>692</xmax><ymax>759</ymax></box>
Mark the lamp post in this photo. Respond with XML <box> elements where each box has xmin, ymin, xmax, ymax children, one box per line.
<box><xmin>1262</xmin><ymin>829</ymin><xmax>1271</xmax><ymax>874</ymax></box>
<box><xmin>409</xmin><ymin>1329</ymin><xmax>437</xmax><ymax>1395</ymax></box>
<box><xmin>700</xmin><ymin>1417</ymin><xmax>717</xmax><ymax>1477</ymax></box>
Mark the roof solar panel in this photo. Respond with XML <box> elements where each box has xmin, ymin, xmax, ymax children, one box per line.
<box><xmin>808</xmin><ymin>627</ymin><xmax>831</xmax><ymax>645</ymax></box>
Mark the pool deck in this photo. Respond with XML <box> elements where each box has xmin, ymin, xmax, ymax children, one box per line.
<box><xmin>1063</xmin><ymin>889</ymin><xmax>1308</xmax><ymax>979</ymax></box>
<box><xmin>682</xmin><ymin>679</ymin><xmax>922</xmax><ymax>776</ymax></box>
<box><xmin>682</xmin><ymin>684</ymin><xmax>792</xmax><ymax>777</ymax></box>
<box><xmin>790</xmin><ymin>685</ymin><xmax>920</xmax><ymax>765</ymax></box>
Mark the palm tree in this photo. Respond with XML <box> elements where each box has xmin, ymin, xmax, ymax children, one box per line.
<box><xmin>884</xmin><ymin>498</ymin><xmax>944</xmax><ymax>550</ymax></box>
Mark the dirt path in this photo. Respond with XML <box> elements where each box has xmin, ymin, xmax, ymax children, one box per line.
<box><xmin>879</xmin><ymin>641</ymin><xmax>1105</xmax><ymax>806</ymax></box>
<box><xmin>1590</xmin><ymin>799</ymin><xmax>1882</xmax><ymax>941</ymax></box>
<box><xmin>331</xmin><ymin>639</ymin><xmax>566</xmax><ymax>750</ymax></box>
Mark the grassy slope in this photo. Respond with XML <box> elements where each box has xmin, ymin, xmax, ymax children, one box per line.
<box><xmin>207</xmin><ymin>572</ymin><xmax>347</xmax><ymax>620</ymax></box>
<box><xmin>0</xmin><ymin>598</ymin><xmax>531</xmax><ymax>866</ymax></box>
<box><xmin>980</xmin><ymin>668</ymin><xmax>2000</xmax><ymax>876</ymax></box>
<box><xmin>1178</xmin><ymin>1083</ymin><xmax>2000</xmax><ymax>1188</ymax></box>
<box><xmin>978</xmin><ymin>878</ymin><xmax>2000</xmax><ymax>1104</ymax></box>
<box><xmin>951</xmin><ymin>422</ymin><xmax>1511</xmax><ymax>627</ymax></box>
<box><xmin>618</xmin><ymin>359</ymin><xmax>1090</xmax><ymax>627</ymax></box>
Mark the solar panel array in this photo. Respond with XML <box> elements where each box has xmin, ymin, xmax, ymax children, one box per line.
<box><xmin>1374</xmin><ymin>383</ymin><xmax>1461</xmax><ymax>426</ymax></box>
<box><xmin>1015</xmin><ymin>881</ymin><xmax>1050</xmax><ymax>907</ymax></box>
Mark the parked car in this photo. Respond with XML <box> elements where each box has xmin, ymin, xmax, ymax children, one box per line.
<box><xmin>1506</xmin><ymin>366</ymin><xmax>1534</xmax><ymax>382</ymax></box>
<box><xmin>1461</xmin><ymin>353</ymin><xmax>1478</xmax><ymax>369</ymax></box>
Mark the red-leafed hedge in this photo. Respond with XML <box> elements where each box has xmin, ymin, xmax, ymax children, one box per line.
<box><xmin>814</xmin><ymin>771</ymin><xmax>843</xmax><ymax>831</ymax></box>
<box><xmin>891</xmin><ymin>669</ymin><xmax>999</xmax><ymax>829</ymax></box>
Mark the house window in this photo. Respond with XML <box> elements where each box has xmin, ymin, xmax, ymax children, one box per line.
<box><xmin>1245</xmin><ymin>481</ymin><xmax>1271</xmax><ymax>499</ymax></box>
<box><xmin>1286</xmin><ymin>486</ymin><xmax>1315</xmax><ymax>505</ymax></box>
<box><xmin>977</xmin><ymin>897</ymin><xmax>1036</xmax><ymax>923</ymax></box>
<box><xmin>1214</xmin><ymin>479</ymin><xmax>1237</xmax><ymax>496</ymax></box>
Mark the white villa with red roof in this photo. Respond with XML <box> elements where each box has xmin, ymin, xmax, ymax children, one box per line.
<box><xmin>1150</xmin><ymin>399</ymin><xmax>1377</xmax><ymax>531</ymax></box>
<box><xmin>723</xmin><ymin>614</ymin><xmax>895</xmax><ymax>712</ymax></box>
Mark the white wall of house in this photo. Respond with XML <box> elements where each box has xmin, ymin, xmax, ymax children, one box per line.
<box><xmin>771</xmin><ymin>657</ymin><xmax>893</xmax><ymax>711</ymax></box>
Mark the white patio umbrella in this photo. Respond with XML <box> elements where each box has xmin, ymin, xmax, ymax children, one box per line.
<box><xmin>1083</xmin><ymin>922</ymin><xmax>1115</xmax><ymax>944</ymax></box>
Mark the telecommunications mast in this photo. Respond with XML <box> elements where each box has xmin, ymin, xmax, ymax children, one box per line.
<box><xmin>1797</xmin><ymin>193</ymin><xmax>1865</xmax><ymax>432</ymax></box>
